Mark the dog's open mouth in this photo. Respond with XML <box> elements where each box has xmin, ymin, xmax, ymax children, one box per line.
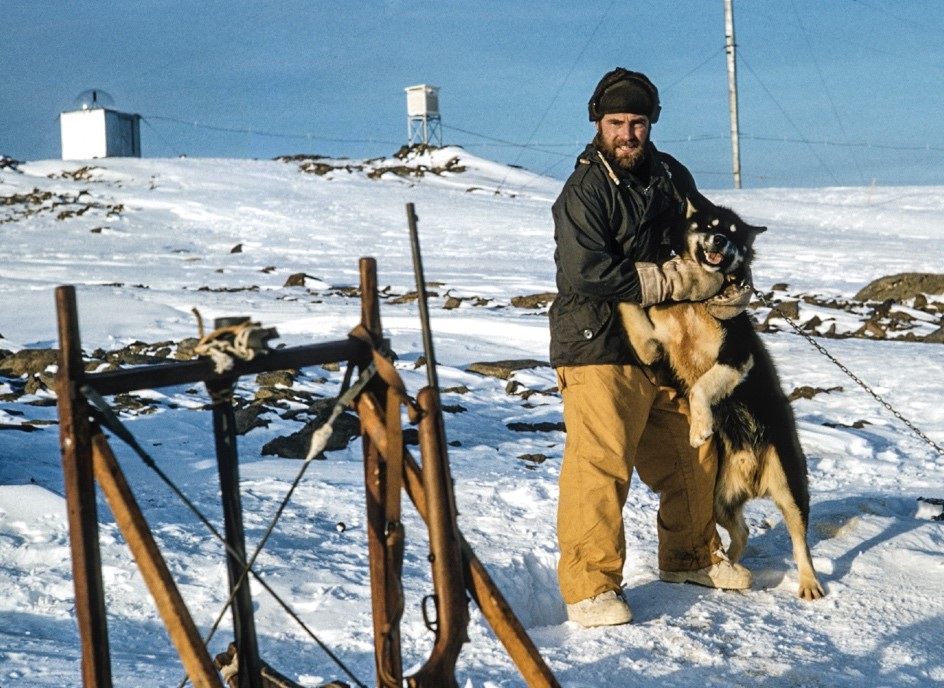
<box><xmin>703</xmin><ymin>250</ymin><xmax>725</xmax><ymax>266</ymax></box>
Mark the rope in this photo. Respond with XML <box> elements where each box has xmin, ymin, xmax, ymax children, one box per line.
<box><xmin>80</xmin><ymin>384</ymin><xmax>368</xmax><ymax>688</ymax></box>
<box><xmin>753</xmin><ymin>289</ymin><xmax>944</xmax><ymax>457</ymax></box>
<box><xmin>192</xmin><ymin>308</ymin><xmax>279</xmax><ymax>374</ymax></box>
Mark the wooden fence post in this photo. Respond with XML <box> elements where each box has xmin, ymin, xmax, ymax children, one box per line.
<box><xmin>55</xmin><ymin>285</ymin><xmax>113</xmax><ymax>688</ymax></box>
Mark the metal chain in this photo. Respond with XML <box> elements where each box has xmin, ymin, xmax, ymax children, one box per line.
<box><xmin>753</xmin><ymin>289</ymin><xmax>944</xmax><ymax>457</ymax></box>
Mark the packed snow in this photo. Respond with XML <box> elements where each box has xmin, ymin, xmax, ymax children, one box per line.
<box><xmin>1</xmin><ymin>148</ymin><xmax>942</xmax><ymax>687</ymax></box>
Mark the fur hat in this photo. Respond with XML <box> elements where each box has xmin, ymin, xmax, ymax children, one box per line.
<box><xmin>588</xmin><ymin>68</ymin><xmax>661</xmax><ymax>123</ymax></box>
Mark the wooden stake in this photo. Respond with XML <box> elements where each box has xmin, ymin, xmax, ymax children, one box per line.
<box><xmin>55</xmin><ymin>285</ymin><xmax>112</xmax><ymax>688</ymax></box>
<box><xmin>90</xmin><ymin>431</ymin><xmax>222</xmax><ymax>687</ymax></box>
<box><xmin>356</xmin><ymin>393</ymin><xmax>560</xmax><ymax>688</ymax></box>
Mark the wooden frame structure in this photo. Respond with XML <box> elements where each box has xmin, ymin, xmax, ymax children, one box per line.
<box><xmin>55</xmin><ymin>257</ymin><xmax>560</xmax><ymax>687</ymax></box>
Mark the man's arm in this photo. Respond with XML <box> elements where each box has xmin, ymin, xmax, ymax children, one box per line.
<box><xmin>553</xmin><ymin>181</ymin><xmax>642</xmax><ymax>301</ymax></box>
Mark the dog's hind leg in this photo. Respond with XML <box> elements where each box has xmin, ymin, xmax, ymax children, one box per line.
<box><xmin>761</xmin><ymin>448</ymin><xmax>825</xmax><ymax>600</ymax></box>
<box><xmin>716</xmin><ymin>501</ymin><xmax>750</xmax><ymax>563</ymax></box>
<box><xmin>714</xmin><ymin>450</ymin><xmax>752</xmax><ymax>562</ymax></box>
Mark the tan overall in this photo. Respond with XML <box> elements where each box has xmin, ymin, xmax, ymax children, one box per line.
<box><xmin>556</xmin><ymin>363</ymin><xmax>724</xmax><ymax>604</ymax></box>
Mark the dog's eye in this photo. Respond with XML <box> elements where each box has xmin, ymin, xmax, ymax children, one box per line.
<box><xmin>710</xmin><ymin>219</ymin><xmax>720</xmax><ymax>227</ymax></box>
<box><xmin>730</xmin><ymin>223</ymin><xmax>737</xmax><ymax>233</ymax></box>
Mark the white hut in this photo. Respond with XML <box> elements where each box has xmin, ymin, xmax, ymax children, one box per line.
<box><xmin>405</xmin><ymin>84</ymin><xmax>442</xmax><ymax>147</ymax></box>
<box><xmin>60</xmin><ymin>90</ymin><xmax>141</xmax><ymax>160</ymax></box>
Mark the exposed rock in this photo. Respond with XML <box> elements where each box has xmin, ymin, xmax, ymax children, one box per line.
<box><xmin>234</xmin><ymin>403</ymin><xmax>271</xmax><ymax>435</ymax></box>
<box><xmin>253</xmin><ymin>385</ymin><xmax>319</xmax><ymax>407</ymax></box>
<box><xmin>261</xmin><ymin>397</ymin><xmax>360</xmax><ymax>459</ymax></box>
<box><xmin>511</xmin><ymin>293</ymin><xmax>556</xmax><ymax>309</ymax></box>
<box><xmin>925</xmin><ymin>326</ymin><xmax>944</xmax><ymax>343</ymax></box>
<box><xmin>506</xmin><ymin>421</ymin><xmax>565</xmax><ymax>433</ymax></box>
<box><xmin>823</xmin><ymin>419</ymin><xmax>871</xmax><ymax>430</ymax></box>
<box><xmin>175</xmin><ymin>338</ymin><xmax>201</xmax><ymax>360</ymax></box>
<box><xmin>388</xmin><ymin>291</ymin><xmax>419</xmax><ymax>304</ymax></box>
<box><xmin>1</xmin><ymin>187</ymin><xmax>124</xmax><ymax>225</ymax></box>
<box><xmin>467</xmin><ymin>359</ymin><xmax>549</xmax><ymax>379</ymax></box>
<box><xmin>765</xmin><ymin>300</ymin><xmax>800</xmax><ymax>321</ymax></box>
<box><xmin>0</xmin><ymin>423</ymin><xmax>37</xmax><ymax>432</ymax></box>
<box><xmin>788</xmin><ymin>385</ymin><xmax>843</xmax><ymax>401</ymax></box>
<box><xmin>283</xmin><ymin>146</ymin><xmax>466</xmax><ymax>180</ymax></box>
<box><xmin>110</xmin><ymin>393</ymin><xmax>159</xmax><ymax>415</ymax></box>
<box><xmin>256</xmin><ymin>370</ymin><xmax>297</xmax><ymax>388</ymax></box>
<box><xmin>283</xmin><ymin>272</ymin><xmax>313</xmax><ymax>287</ymax></box>
<box><xmin>854</xmin><ymin>273</ymin><xmax>944</xmax><ymax>302</ymax></box>
<box><xmin>0</xmin><ymin>349</ymin><xmax>59</xmax><ymax>377</ymax></box>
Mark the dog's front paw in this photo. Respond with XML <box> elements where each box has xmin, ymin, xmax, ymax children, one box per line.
<box><xmin>636</xmin><ymin>340</ymin><xmax>661</xmax><ymax>365</ymax></box>
<box><xmin>797</xmin><ymin>576</ymin><xmax>826</xmax><ymax>601</ymax></box>
<box><xmin>688</xmin><ymin>397</ymin><xmax>715</xmax><ymax>447</ymax></box>
<box><xmin>689</xmin><ymin>417</ymin><xmax>714</xmax><ymax>448</ymax></box>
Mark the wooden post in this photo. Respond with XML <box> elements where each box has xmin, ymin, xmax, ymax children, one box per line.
<box><xmin>55</xmin><ymin>285</ymin><xmax>113</xmax><ymax>688</ymax></box>
<box><xmin>207</xmin><ymin>377</ymin><xmax>263</xmax><ymax>688</ymax></box>
<box><xmin>355</xmin><ymin>394</ymin><xmax>560</xmax><ymax>688</ymax></box>
<box><xmin>358</xmin><ymin>257</ymin><xmax>404</xmax><ymax>686</ymax></box>
<box><xmin>90</xmin><ymin>431</ymin><xmax>222</xmax><ymax>687</ymax></box>
<box><xmin>359</xmin><ymin>257</ymin><xmax>382</xmax><ymax>349</ymax></box>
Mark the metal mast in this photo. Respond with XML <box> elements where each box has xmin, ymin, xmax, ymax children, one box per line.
<box><xmin>724</xmin><ymin>0</ymin><xmax>742</xmax><ymax>188</ymax></box>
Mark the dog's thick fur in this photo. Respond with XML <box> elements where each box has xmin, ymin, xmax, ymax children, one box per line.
<box><xmin>618</xmin><ymin>201</ymin><xmax>825</xmax><ymax>600</ymax></box>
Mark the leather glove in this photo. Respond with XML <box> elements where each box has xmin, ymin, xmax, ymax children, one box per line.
<box><xmin>704</xmin><ymin>280</ymin><xmax>753</xmax><ymax>319</ymax></box>
<box><xmin>636</xmin><ymin>257</ymin><xmax>724</xmax><ymax>307</ymax></box>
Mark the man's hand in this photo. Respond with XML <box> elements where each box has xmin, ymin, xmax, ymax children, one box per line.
<box><xmin>636</xmin><ymin>257</ymin><xmax>724</xmax><ymax>307</ymax></box>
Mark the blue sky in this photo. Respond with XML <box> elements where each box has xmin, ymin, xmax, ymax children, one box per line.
<box><xmin>3</xmin><ymin>1</ymin><xmax>943</xmax><ymax>189</ymax></box>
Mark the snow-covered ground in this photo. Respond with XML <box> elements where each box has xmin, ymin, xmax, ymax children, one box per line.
<box><xmin>1</xmin><ymin>148</ymin><xmax>942</xmax><ymax>687</ymax></box>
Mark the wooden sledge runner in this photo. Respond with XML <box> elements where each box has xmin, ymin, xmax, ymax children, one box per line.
<box><xmin>55</xmin><ymin>253</ymin><xmax>560</xmax><ymax>687</ymax></box>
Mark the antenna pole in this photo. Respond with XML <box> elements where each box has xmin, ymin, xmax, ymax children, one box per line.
<box><xmin>724</xmin><ymin>0</ymin><xmax>742</xmax><ymax>189</ymax></box>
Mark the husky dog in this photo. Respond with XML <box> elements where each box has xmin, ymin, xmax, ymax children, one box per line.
<box><xmin>618</xmin><ymin>201</ymin><xmax>825</xmax><ymax>600</ymax></box>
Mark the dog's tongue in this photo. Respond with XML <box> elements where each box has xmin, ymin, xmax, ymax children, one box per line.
<box><xmin>704</xmin><ymin>251</ymin><xmax>724</xmax><ymax>266</ymax></box>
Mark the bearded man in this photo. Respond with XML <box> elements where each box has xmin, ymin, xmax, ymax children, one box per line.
<box><xmin>549</xmin><ymin>68</ymin><xmax>752</xmax><ymax>628</ymax></box>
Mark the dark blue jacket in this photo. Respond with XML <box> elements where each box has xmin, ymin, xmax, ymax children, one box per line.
<box><xmin>548</xmin><ymin>142</ymin><xmax>701</xmax><ymax>367</ymax></box>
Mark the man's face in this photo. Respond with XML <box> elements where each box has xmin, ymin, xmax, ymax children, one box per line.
<box><xmin>595</xmin><ymin>113</ymin><xmax>650</xmax><ymax>171</ymax></box>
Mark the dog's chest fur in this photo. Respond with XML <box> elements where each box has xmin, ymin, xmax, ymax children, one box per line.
<box><xmin>645</xmin><ymin>302</ymin><xmax>724</xmax><ymax>391</ymax></box>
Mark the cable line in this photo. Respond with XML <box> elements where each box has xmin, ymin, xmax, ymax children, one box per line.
<box><xmin>144</xmin><ymin>114</ymin><xmax>401</xmax><ymax>147</ymax></box>
<box><xmin>661</xmin><ymin>46</ymin><xmax>727</xmax><ymax>92</ymax></box>
<box><xmin>81</xmin><ymin>384</ymin><xmax>367</xmax><ymax>688</ymax></box>
<box><xmin>738</xmin><ymin>51</ymin><xmax>841</xmax><ymax>185</ymax></box>
<box><xmin>789</xmin><ymin>0</ymin><xmax>867</xmax><ymax>185</ymax></box>
<box><xmin>496</xmin><ymin>0</ymin><xmax>617</xmax><ymax>191</ymax></box>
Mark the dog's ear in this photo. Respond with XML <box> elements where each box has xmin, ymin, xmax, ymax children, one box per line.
<box><xmin>685</xmin><ymin>197</ymin><xmax>698</xmax><ymax>219</ymax></box>
<box><xmin>750</xmin><ymin>224</ymin><xmax>768</xmax><ymax>234</ymax></box>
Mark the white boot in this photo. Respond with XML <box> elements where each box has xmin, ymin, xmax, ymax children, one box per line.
<box><xmin>659</xmin><ymin>551</ymin><xmax>752</xmax><ymax>590</ymax></box>
<box><xmin>566</xmin><ymin>590</ymin><xmax>633</xmax><ymax>627</ymax></box>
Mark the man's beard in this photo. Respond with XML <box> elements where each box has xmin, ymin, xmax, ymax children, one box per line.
<box><xmin>594</xmin><ymin>133</ymin><xmax>648</xmax><ymax>173</ymax></box>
